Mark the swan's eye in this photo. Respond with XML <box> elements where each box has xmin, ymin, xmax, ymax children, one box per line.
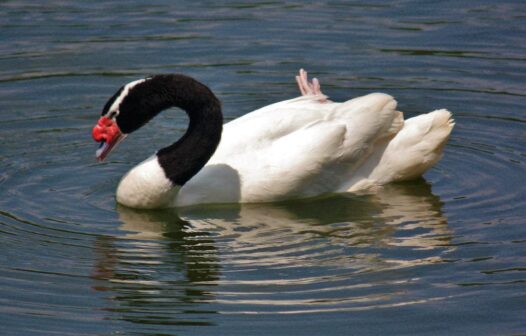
<box><xmin>108</xmin><ymin>111</ymin><xmax>117</xmax><ymax>119</ymax></box>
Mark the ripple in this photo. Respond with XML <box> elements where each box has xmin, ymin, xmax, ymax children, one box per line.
<box><xmin>436</xmin><ymin>116</ymin><xmax>525</xmax><ymax>222</ymax></box>
<box><xmin>1</xmin><ymin>0</ymin><xmax>525</xmax><ymax>333</ymax></box>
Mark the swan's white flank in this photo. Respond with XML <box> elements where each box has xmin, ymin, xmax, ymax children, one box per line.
<box><xmin>112</xmin><ymin>70</ymin><xmax>454</xmax><ymax>209</ymax></box>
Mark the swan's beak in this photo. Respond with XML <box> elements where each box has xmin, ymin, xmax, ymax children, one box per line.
<box><xmin>92</xmin><ymin>116</ymin><xmax>126</xmax><ymax>161</ymax></box>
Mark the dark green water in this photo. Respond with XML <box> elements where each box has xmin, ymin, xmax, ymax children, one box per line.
<box><xmin>1</xmin><ymin>1</ymin><xmax>525</xmax><ymax>335</ymax></box>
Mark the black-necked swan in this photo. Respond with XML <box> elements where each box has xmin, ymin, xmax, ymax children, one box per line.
<box><xmin>92</xmin><ymin>69</ymin><xmax>454</xmax><ymax>209</ymax></box>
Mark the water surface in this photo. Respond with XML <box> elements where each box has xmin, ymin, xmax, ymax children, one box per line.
<box><xmin>1</xmin><ymin>1</ymin><xmax>525</xmax><ymax>335</ymax></box>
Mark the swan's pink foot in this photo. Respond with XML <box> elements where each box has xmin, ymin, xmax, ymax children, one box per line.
<box><xmin>295</xmin><ymin>69</ymin><xmax>327</xmax><ymax>102</ymax></box>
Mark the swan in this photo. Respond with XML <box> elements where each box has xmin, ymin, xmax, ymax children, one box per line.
<box><xmin>92</xmin><ymin>69</ymin><xmax>454</xmax><ymax>209</ymax></box>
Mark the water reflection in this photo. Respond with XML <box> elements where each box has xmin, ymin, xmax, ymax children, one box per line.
<box><xmin>93</xmin><ymin>179</ymin><xmax>452</xmax><ymax>322</ymax></box>
<box><xmin>92</xmin><ymin>211</ymin><xmax>220</xmax><ymax>327</ymax></box>
<box><xmin>181</xmin><ymin>178</ymin><xmax>451</xmax><ymax>252</ymax></box>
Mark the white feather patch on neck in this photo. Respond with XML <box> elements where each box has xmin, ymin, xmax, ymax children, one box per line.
<box><xmin>106</xmin><ymin>78</ymin><xmax>147</xmax><ymax>118</ymax></box>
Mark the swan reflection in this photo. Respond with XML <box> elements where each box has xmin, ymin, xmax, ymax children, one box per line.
<box><xmin>92</xmin><ymin>179</ymin><xmax>452</xmax><ymax>321</ymax></box>
<box><xmin>91</xmin><ymin>211</ymin><xmax>220</xmax><ymax>327</ymax></box>
<box><xmin>180</xmin><ymin>179</ymin><xmax>451</xmax><ymax>252</ymax></box>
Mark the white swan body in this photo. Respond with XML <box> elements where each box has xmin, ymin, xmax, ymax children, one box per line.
<box><xmin>94</xmin><ymin>71</ymin><xmax>454</xmax><ymax>209</ymax></box>
<box><xmin>175</xmin><ymin>94</ymin><xmax>453</xmax><ymax>207</ymax></box>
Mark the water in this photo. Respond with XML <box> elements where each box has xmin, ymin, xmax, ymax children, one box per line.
<box><xmin>1</xmin><ymin>1</ymin><xmax>525</xmax><ymax>335</ymax></box>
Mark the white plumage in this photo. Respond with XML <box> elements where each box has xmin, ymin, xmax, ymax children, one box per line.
<box><xmin>176</xmin><ymin>96</ymin><xmax>453</xmax><ymax>206</ymax></box>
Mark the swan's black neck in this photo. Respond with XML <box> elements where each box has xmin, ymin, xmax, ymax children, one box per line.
<box><xmin>116</xmin><ymin>74</ymin><xmax>223</xmax><ymax>186</ymax></box>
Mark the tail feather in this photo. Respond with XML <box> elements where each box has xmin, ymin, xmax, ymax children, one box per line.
<box><xmin>369</xmin><ymin>109</ymin><xmax>454</xmax><ymax>183</ymax></box>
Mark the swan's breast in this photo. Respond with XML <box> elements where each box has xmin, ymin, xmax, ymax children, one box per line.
<box><xmin>116</xmin><ymin>155</ymin><xmax>179</xmax><ymax>209</ymax></box>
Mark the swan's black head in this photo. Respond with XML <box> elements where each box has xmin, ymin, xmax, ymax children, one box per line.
<box><xmin>92</xmin><ymin>74</ymin><xmax>221</xmax><ymax>161</ymax></box>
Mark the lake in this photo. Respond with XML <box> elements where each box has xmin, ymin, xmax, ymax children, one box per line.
<box><xmin>1</xmin><ymin>1</ymin><xmax>525</xmax><ymax>335</ymax></box>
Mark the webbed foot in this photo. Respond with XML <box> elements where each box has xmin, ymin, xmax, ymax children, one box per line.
<box><xmin>295</xmin><ymin>69</ymin><xmax>327</xmax><ymax>102</ymax></box>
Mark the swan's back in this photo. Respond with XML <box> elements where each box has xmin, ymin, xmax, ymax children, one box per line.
<box><xmin>177</xmin><ymin>92</ymin><xmax>429</xmax><ymax>206</ymax></box>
